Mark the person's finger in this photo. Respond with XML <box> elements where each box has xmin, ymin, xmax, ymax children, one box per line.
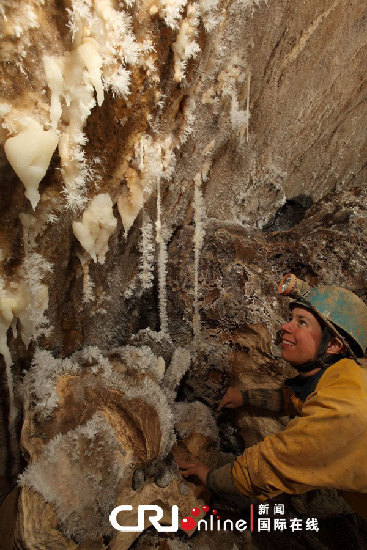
<box><xmin>217</xmin><ymin>396</ymin><xmax>230</xmax><ymax>411</ymax></box>
<box><xmin>177</xmin><ymin>463</ymin><xmax>197</xmax><ymax>472</ymax></box>
<box><xmin>179</xmin><ymin>465</ymin><xmax>197</xmax><ymax>472</ymax></box>
<box><xmin>176</xmin><ymin>460</ymin><xmax>195</xmax><ymax>469</ymax></box>
<box><xmin>217</xmin><ymin>391</ymin><xmax>229</xmax><ymax>412</ymax></box>
<box><xmin>181</xmin><ymin>469</ymin><xmax>195</xmax><ymax>477</ymax></box>
<box><xmin>218</xmin><ymin>398</ymin><xmax>234</xmax><ymax>411</ymax></box>
<box><xmin>179</xmin><ymin>466</ymin><xmax>199</xmax><ymax>477</ymax></box>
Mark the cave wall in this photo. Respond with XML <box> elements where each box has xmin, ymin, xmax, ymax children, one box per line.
<box><xmin>0</xmin><ymin>0</ymin><xmax>366</xmax><ymax>548</ymax></box>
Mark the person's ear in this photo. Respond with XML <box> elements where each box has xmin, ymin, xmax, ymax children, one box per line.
<box><xmin>327</xmin><ymin>336</ymin><xmax>345</xmax><ymax>354</ymax></box>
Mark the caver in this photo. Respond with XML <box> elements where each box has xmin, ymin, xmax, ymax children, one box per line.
<box><xmin>178</xmin><ymin>274</ymin><xmax>367</xmax><ymax>520</ymax></box>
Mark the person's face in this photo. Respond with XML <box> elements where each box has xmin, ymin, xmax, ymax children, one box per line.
<box><xmin>280</xmin><ymin>307</ymin><xmax>323</xmax><ymax>366</ymax></box>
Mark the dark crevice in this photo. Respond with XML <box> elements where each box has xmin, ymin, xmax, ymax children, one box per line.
<box><xmin>262</xmin><ymin>194</ymin><xmax>313</xmax><ymax>233</ymax></box>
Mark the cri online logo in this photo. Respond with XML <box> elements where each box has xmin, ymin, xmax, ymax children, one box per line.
<box><xmin>181</xmin><ymin>505</ymin><xmax>213</xmax><ymax>530</ymax></box>
<box><xmin>109</xmin><ymin>504</ymin><xmax>248</xmax><ymax>533</ymax></box>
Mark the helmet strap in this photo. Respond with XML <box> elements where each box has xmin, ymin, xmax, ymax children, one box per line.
<box><xmin>294</xmin><ymin>326</ymin><xmax>333</xmax><ymax>373</ymax></box>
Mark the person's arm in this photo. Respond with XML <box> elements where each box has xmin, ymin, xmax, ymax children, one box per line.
<box><xmin>181</xmin><ymin>363</ymin><xmax>367</xmax><ymax>501</ymax></box>
<box><xmin>177</xmin><ymin>459</ymin><xmax>243</xmax><ymax>500</ymax></box>
<box><xmin>242</xmin><ymin>389</ymin><xmax>284</xmax><ymax>414</ymax></box>
<box><xmin>218</xmin><ymin>386</ymin><xmax>286</xmax><ymax>414</ymax></box>
<box><xmin>178</xmin><ymin>397</ymin><xmax>325</xmax><ymax>501</ymax></box>
<box><xmin>177</xmin><ymin>461</ymin><xmax>210</xmax><ymax>485</ymax></box>
<box><xmin>206</xmin><ymin>462</ymin><xmax>239</xmax><ymax>497</ymax></box>
<box><xmin>210</xmin><ymin>374</ymin><xmax>366</xmax><ymax>501</ymax></box>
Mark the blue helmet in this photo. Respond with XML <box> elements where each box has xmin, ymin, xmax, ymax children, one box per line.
<box><xmin>278</xmin><ymin>273</ymin><xmax>367</xmax><ymax>359</ymax></box>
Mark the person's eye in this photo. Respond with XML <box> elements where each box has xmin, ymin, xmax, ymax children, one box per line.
<box><xmin>298</xmin><ymin>320</ymin><xmax>306</xmax><ymax>326</ymax></box>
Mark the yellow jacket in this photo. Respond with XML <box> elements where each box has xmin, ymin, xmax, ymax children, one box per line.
<box><xmin>208</xmin><ymin>359</ymin><xmax>367</xmax><ymax>517</ymax></box>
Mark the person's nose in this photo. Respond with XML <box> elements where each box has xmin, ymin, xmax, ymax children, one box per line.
<box><xmin>281</xmin><ymin>319</ymin><xmax>293</xmax><ymax>333</ymax></box>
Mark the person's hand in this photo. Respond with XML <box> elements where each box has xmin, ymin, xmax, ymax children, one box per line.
<box><xmin>217</xmin><ymin>387</ymin><xmax>244</xmax><ymax>411</ymax></box>
<box><xmin>176</xmin><ymin>459</ymin><xmax>210</xmax><ymax>486</ymax></box>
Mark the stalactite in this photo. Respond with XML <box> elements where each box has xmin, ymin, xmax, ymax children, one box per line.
<box><xmin>156</xmin><ymin>179</ymin><xmax>168</xmax><ymax>333</ymax></box>
<box><xmin>2</xmin><ymin>345</ymin><xmax>18</xmax><ymax>475</ymax></box>
<box><xmin>0</xmin><ymin>280</ymin><xmax>19</xmax><ymax>475</ymax></box>
<box><xmin>193</xmin><ymin>172</ymin><xmax>206</xmax><ymax>341</ymax></box>
<box><xmin>139</xmin><ymin>210</ymin><xmax>155</xmax><ymax>291</ymax></box>
<box><xmin>0</xmin><ymin>214</ymin><xmax>53</xmax><ymax>477</ymax></box>
<box><xmin>0</xmin><ymin>252</ymin><xmax>51</xmax><ymax>476</ymax></box>
<box><xmin>73</xmin><ymin>193</ymin><xmax>117</xmax><ymax>264</ymax></box>
<box><xmin>82</xmin><ymin>261</ymin><xmax>95</xmax><ymax>303</ymax></box>
<box><xmin>246</xmin><ymin>71</ymin><xmax>251</xmax><ymax>142</ymax></box>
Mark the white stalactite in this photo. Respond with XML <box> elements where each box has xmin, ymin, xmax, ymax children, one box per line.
<box><xmin>2</xmin><ymin>342</ymin><xmax>18</xmax><ymax>469</ymax></box>
<box><xmin>156</xmin><ymin>179</ymin><xmax>168</xmax><ymax>333</ymax></box>
<box><xmin>72</xmin><ymin>193</ymin><xmax>117</xmax><ymax>264</ymax></box>
<box><xmin>0</xmin><ymin>280</ymin><xmax>23</xmax><ymax>474</ymax></box>
<box><xmin>139</xmin><ymin>211</ymin><xmax>155</xmax><ymax>291</ymax></box>
<box><xmin>247</xmin><ymin>71</ymin><xmax>251</xmax><ymax>142</ymax></box>
<box><xmin>82</xmin><ymin>262</ymin><xmax>95</xmax><ymax>303</ymax></box>
<box><xmin>4</xmin><ymin>118</ymin><xmax>59</xmax><ymax>209</ymax></box>
<box><xmin>172</xmin><ymin>3</ymin><xmax>201</xmax><ymax>82</ymax></box>
<box><xmin>193</xmin><ymin>172</ymin><xmax>206</xmax><ymax>340</ymax></box>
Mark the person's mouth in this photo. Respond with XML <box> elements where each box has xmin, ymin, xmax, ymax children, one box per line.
<box><xmin>281</xmin><ymin>339</ymin><xmax>295</xmax><ymax>348</ymax></box>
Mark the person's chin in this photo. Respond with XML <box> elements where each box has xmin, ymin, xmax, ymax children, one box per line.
<box><xmin>281</xmin><ymin>349</ymin><xmax>294</xmax><ymax>361</ymax></box>
<box><xmin>281</xmin><ymin>352</ymin><xmax>304</xmax><ymax>367</ymax></box>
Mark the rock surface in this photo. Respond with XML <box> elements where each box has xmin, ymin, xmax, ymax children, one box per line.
<box><xmin>0</xmin><ymin>0</ymin><xmax>366</xmax><ymax>548</ymax></box>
